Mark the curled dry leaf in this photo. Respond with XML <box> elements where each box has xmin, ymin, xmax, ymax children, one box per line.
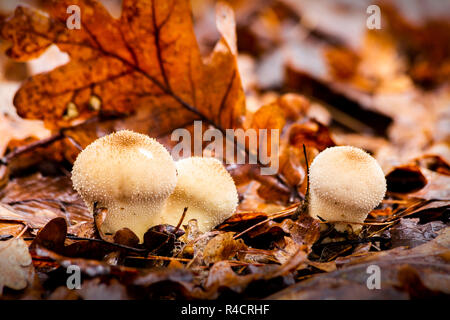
<box><xmin>273</xmin><ymin>236</ymin><xmax>304</xmax><ymax>265</ymax></box>
<box><xmin>386</xmin><ymin>164</ymin><xmax>428</xmax><ymax>193</ymax></box>
<box><xmin>30</xmin><ymin>217</ymin><xmax>67</xmax><ymax>253</ymax></box>
<box><xmin>217</xmin><ymin>211</ymin><xmax>269</xmax><ymax>230</ymax></box>
<box><xmin>270</xmin><ymin>227</ymin><xmax>450</xmax><ymax>299</ymax></box>
<box><xmin>278</xmin><ymin>146</ymin><xmax>306</xmax><ymax>190</ymax></box>
<box><xmin>114</xmin><ymin>228</ymin><xmax>140</xmax><ymax>248</ymax></box>
<box><xmin>249</xmin><ymin>216</ymin><xmax>320</xmax><ymax>249</ymax></box>
<box><xmin>0</xmin><ymin>238</ymin><xmax>34</xmax><ymax>294</ymax></box>
<box><xmin>408</xmin><ymin>169</ymin><xmax>450</xmax><ymax>201</ymax></box>
<box><xmin>288</xmin><ymin>120</ymin><xmax>336</xmax><ymax>152</ymax></box>
<box><xmin>143</xmin><ymin>224</ymin><xmax>185</xmax><ymax>254</ymax></box>
<box><xmin>227</xmin><ymin>163</ymin><xmax>293</xmax><ymax>203</ymax></box>
<box><xmin>203</xmin><ymin>260</ymin><xmax>255</xmax><ymax>296</ymax></box>
<box><xmin>203</xmin><ymin>232</ymin><xmax>247</xmax><ymax>264</ymax></box>
<box><xmin>414</xmin><ymin>154</ymin><xmax>450</xmax><ymax>176</ymax></box>
<box><xmin>249</xmin><ymin>102</ymin><xmax>286</xmax><ymax>156</ymax></box>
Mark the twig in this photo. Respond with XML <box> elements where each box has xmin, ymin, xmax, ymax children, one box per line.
<box><xmin>233</xmin><ymin>204</ymin><xmax>299</xmax><ymax>240</ymax></box>
<box><xmin>174</xmin><ymin>207</ymin><xmax>188</xmax><ymax>235</ymax></box>
<box><xmin>312</xmin><ymin>236</ymin><xmax>390</xmax><ymax>250</ymax></box>
<box><xmin>292</xmin><ymin>144</ymin><xmax>309</xmax><ymax>220</ymax></box>
<box><xmin>1</xmin><ymin>133</ymin><xmax>64</xmax><ymax>165</ymax></box>
<box><xmin>1</xmin><ymin>116</ymin><xmax>99</xmax><ymax>165</ymax></box>
<box><xmin>22</xmin><ymin>234</ymin><xmax>147</xmax><ymax>253</ymax></box>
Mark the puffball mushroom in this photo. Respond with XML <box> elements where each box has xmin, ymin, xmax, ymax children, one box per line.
<box><xmin>71</xmin><ymin>130</ymin><xmax>177</xmax><ymax>241</ymax></box>
<box><xmin>308</xmin><ymin>146</ymin><xmax>386</xmax><ymax>233</ymax></box>
<box><xmin>160</xmin><ymin>157</ymin><xmax>239</xmax><ymax>232</ymax></box>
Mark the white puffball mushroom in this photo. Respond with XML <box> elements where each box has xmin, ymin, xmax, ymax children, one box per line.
<box><xmin>71</xmin><ymin>130</ymin><xmax>177</xmax><ymax>241</ymax></box>
<box><xmin>159</xmin><ymin>157</ymin><xmax>239</xmax><ymax>232</ymax></box>
<box><xmin>308</xmin><ymin>146</ymin><xmax>386</xmax><ymax>233</ymax></box>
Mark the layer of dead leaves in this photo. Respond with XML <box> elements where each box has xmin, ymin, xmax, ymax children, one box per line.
<box><xmin>0</xmin><ymin>0</ymin><xmax>449</xmax><ymax>300</ymax></box>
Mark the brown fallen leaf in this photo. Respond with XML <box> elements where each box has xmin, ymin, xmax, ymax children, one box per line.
<box><xmin>30</xmin><ymin>217</ymin><xmax>145</xmax><ymax>260</ymax></box>
<box><xmin>249</xmin><ymin>216</ymin><xmax>320</xmax><ymax>249</ymax></box>
<box><xmin>269</xmin><ymin>227</ymin><xmax>450</xmax><ymax>299</ymax></box>
<box><xmin>1</xmin><ymin>0</ymin><xmax>244</xmax><ymax>136</ymax></box>
<box><xmin>408</xmin><ymin>169</ymin><xmax>450</xmax><ymax>201</ymax></box>
<box><xmin>0</xmin><ymin>203</ymin><xmax>51</xmax><ymax>229</ymax></box>
<box><xmin>203</xmin><ymin>232</ymin><xmax>247</xmax><ymax>264</ymax></box>
<box><xmin>249</xmin><ymin>101</ymin><xmax>286</xmax><ymax>156</ymax></box>
<box><xmin>217</xmin><ymin>210</ymin><xmax>269</xmax><ymax>231</ymax></box>
<box><xmin>0</xmin><ymin>237</ymin><xmax>34</xmax><ymax>294</ymax></box>
<box><xmin>273</xmin><ymin>236</ymin><xmax>303</xmax><ymax>265</ymax></box>
<box><xmin>196</xmin><ymin>248</ymin><xmax>307</xmax><ymax>299</ymax></box>
<box><xmin>30</xmin><ymin>217</ymin><xmax>67</xmax><ymax>253</ymax></box>
<box><xmin>389</xmin><ymin>218</ymin><xmax>447</xmax><ymax>249</ymax></box>
<box><xmin>415</xmin><ymin>154</ymin><xmax>450</xmax><ymax>176</ymax></box>
<box><xmin>288</xmin><ymin>120</ymin><xmax>335</xmax><ymax>152</ymax></box>
<box><xmin>0</xmin><ymin>173</ymin><xmax>91</xmax><ymax>231</ymax></box>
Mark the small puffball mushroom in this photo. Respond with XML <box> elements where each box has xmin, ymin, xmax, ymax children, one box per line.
<box><xmin>308</xmin><ymin>146</ymin><xmax>386</xmax><ymax>233</ymax></box>
<box><xmin>159</xmin><ymin>157</ymin><xmax>238</xmax><ymax>232</ymax></box>
<box><xmin>71</xmin><ymin>130</ymin><xmax>177</xmax><ymax>241</ymax></box>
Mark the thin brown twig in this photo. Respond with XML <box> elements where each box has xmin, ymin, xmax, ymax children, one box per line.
<box><xmin>128</xmin><ymin>255</ymin><xmax>192</xmax><ymax>262</ymax></box>
<box><xmin>233</xmin><ymin>204</ymin><xmax>299</xmax><ymax>240</ymax></box>
<box><xmin>174</xmin><ymin>207</ymin><xmax>188</xmax><ymax>235</ymax></box>
<box><xmin>1</xmin><ymin>116</ymin><xmax>99</xmax><ymax>165</ymax></box>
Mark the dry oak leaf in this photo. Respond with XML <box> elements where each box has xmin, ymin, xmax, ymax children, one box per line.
<box><xmin>0</xmin><ymin>238</ymin><xmax>34</xmax><ymax>294</ymax></box>
<box><xmin>2</xmin><ymin>0</ymin><xmax>245</xmax><ymax>134</ymax></box>
<box><xmin>203</xmin><ymin>232</ymin><xmax>247</xmax><ymax>264</ymax></box>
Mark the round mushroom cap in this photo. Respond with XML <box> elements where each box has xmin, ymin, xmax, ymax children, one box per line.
<box><xmin>71</xmin><ymin>130</ymin><xmax>177</xmax><ymax>238</ymax></box>
<box><xmin>308</xmin><ymin>146</ymin><xmax>386</xmax><ymax>231</ymax></box>
<box><xmin>160</xmin><ymin>157</ymin><xmax>238</xmax><ymax>232</ymax></box>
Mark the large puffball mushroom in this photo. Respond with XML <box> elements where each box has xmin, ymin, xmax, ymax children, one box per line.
<box><xmin>71</xmin><ymin>130</ymin><xmax>177</xmax><ymax>241</ymax></box>
<box><xmin>160</xmin><ymin>157</ymin><xmax>238</xmax><ymax>232</ymax></box>
<box><xmin>308</xmin><ymin>146</ymin><xmax>386</xmax><ymax>233</ymax></box>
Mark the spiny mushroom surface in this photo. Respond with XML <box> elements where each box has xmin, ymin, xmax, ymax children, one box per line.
<box><xmin>308</xmin><ymin>146</ymin><xmax>386</xmax><ymax>233</ymax></box>
<box><xmin>71</xmin><ymin>130</ymin><xmax>177</xmax><ymax>241</ymax></box>
<box><xmin>159</xmin><ymin>157</ymin><xmax>238</xmax><ymax>232</ymax></box>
